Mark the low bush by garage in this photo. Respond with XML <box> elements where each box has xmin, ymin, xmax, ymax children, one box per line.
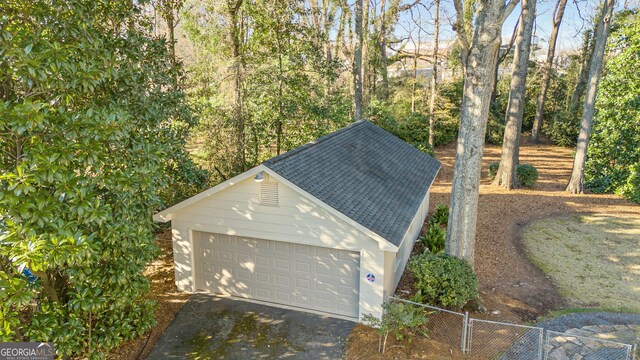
<box><xmin>408</xmin><ymin>253</ymin><xmax>478</xmax><ymax>310</ymax></box>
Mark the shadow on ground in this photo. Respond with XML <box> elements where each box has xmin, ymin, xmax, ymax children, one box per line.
<box><xmin>146</xmin><ymin>293</ymin><xmax>355</xmax><ymax>360</ymax></box>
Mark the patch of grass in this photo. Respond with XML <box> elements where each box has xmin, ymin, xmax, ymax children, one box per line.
<box><xmin>186</xmin><ymin>332</ymin><xmax>216</xmax><ymax>359</ymax></box>
<box><xmin>523</xmin><ymin>215</ymin><xmax>640</xmax><ymax>312</ymax></box>
<box><xmin>536</xmin><ymin>307</ymin><xmax>640</xmax><ymax>323</ymax></box>
<box><xmin>187</xmin><ymin>311</ymin><xmax>306</xmax><ymax>359</ymax></box>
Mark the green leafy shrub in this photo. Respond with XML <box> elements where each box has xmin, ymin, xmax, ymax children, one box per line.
<box><xmin>584</xmin><ymin>11</ymin><xmax>640</xmax><ymax>204</ymax></box>
<box><xmin>516</xmin><ymin>164</ymin><xmax>539</xmax><ymax>187</ymax></box>
<box><xmin>362</xmin><ymin>301</ymin><xmax>428</xmax><ymax>353</ymax></box>
<box><xmin>546</xmin><ymin>110</ymin><xmax>580</xmax><ymax>147</ymax></box>
<box><xmin>421</xmin><ymin>226</ymin><xmax>446</xmax><ymax>254</ymax></box>
<box><xmin>429</xmin><ymin>204</ymin><xmax>449</xmax><ymax>227</ymax></box>
<box><xmin>487</xmin><ymin>162</ymin><xmax>500</xmax><ymax>179</ymax></box>
<box><xmin>408</xmin><ymin>253</ymin><xmax>478</xmax><ymax>309</ymax></box>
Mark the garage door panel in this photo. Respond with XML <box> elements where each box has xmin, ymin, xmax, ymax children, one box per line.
<box><xmin>237</xmin><ymin>268</ymin><xmax>253</xmax><ymax>281</ymax></box>
<box><xmin>256</xmin><ymin>255</ymin><xmax>271</xmax><ymax>267</ymax></box>
<box><xmin>294</xmin><ymin>261</ymin><xmax>310</xmax><ymax>273</ymax></box>
<box><xmin>274</xmin><ymin>274</ymin><xmax>291</xmax><ymax>286</ymax></box>
<box><xmin>337</xmin><ymin>284</ymin><xmax>356</xmax><ymax>296</ymax></box>
<box><xmin>195</xmin><ymin>231</ymin><xmax>360</xmax><ymax>318</ymax></box>
<box><xmin>275</xmin><ymin>291</ymin><xmax>291</xmax><ymax>303</ymax></box>
<box><xmin>316</xmin><ymin>295</ymin><xmax>333</xmax><ymax>310</ymax></box>
<box><xmin>295</xmin><ymin>244</ymin><xmax>310</xmax><ymax>255</ymax></box>
<box><xmin>295</xmin><ymin>293</ymin><xmax>312</xmax><ymax>306</ymax></box>
<box><xmin>295</xmin><ymin>277</ymin><xmax>310</xmax><ymax>289</ymax></box>
<box><xmin>274</xmin><ymin>258</ymin><xmax>290</xmax><ymax>270</ymax></box>
<box><xmin>275</xmin><ymin>241</ymin><xmax>290</xmax><ymax>253</ymax></box>
<box><xmin>256</xmin><ymin>272</ymin><xmax>271</xmax><ymax>284</ymax></box>
<box><xmin>218</xmin><ymin>250</ymin><xmax>233</xmax><ymax>262</ymax></box>
<box><xmin>216</xmin><ymin>234</ymin><xmax>233</xmax><ymax>246</ymax></box>
<box><xmin>315</xmin><ymin>262</ymin><xmax>332</xmax><ymax>275</ymax></box>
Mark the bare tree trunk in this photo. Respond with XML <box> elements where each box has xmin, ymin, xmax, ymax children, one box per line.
<box><xmin>159</xmin><ymin>0</ymin><xmax>183</xmax><ymax>87</ymax></box>
<box><xmin>531</xmin><ymin>0</ymin><xmax>567</xmax><ymax>143</ymax></box>
<box><xmin>493</xmin><ymin>0</ymin><xmax>536</xmax><ymax>189</ymax></box>
<box><xmin>489</xmin><ymin>18</ymin><xmax>519</xmax><ymax>110</ymax></box>
<box><xmin>428</xmin><ymin>0</ymin><xmax>439</xmax><ymax>147</ymax></box>
<box><xmin>411</xmin><ymin>27</ymin><xmax>420</xmax><ymax>113</ymax></box>
<box><xmin>334</xmin><ymin>3</ymin><xmax>347</xmax><ymax>60</ymax></box>
<box><xmin>353</xmin><ymin>0</ymin><xmax>363</xmax><ymax>122</ymax></box>
<box><xmin>167</xmin><ymin>10</ymin><xmax>176</xmax><ymax>65</ymax></box>
<box><xmin>362</xmin><ymin>0</ymin><xmax>370</xmax><ymax>104</ymax></box>
<box><xmin>452</xmin><ymin>0</ymin><xmax>476</xmax><ymax>74</ymax></box>
<box><xmin>227</xmin><ymin>0</ymin><xmax>245</xmax><ymax>172</ymax></box>
<box><xmin>568</xmin><ymin>28</ymin><xmax>597</xmax><ymax>114</ymax></box>
<box><xmin>276</xmin><ymin>17</ymin><xmax>284</xmax><ymax>155</ymax></box>
<box><xmin>379</xmin><ymin>0</ymin><xmax>389</xmax><ymax>101</ymax></box>
<box><xmin>567</xmin><ymin>0</ymin><xmax>615</xmax><ymax>193</ymax></box>
<box><xmin>322</xmin><ymin>0</ymin><xmax>336</xmax><ymax>62</ymax></box>
<box><xmin>446</xmin><ymin>0</ymin><xmax>519</xmax><ymax>265</ymax></box>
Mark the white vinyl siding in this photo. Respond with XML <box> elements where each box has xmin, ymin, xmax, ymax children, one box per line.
<box><xmin>383</xmin><ymin>190</ymin><xmax>430</xmax><ymax>298</ymax></box>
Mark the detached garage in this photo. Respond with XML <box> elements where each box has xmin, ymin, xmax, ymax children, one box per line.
<box><xmin>153</xmin><ymin>121</ymin><xmax>440</xmax><ymax>321</ymax></box>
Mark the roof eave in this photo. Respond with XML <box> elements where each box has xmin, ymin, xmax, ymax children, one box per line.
<box><xmin>152</xmin><ymin>165</ymin><xmax>268</xmax><ymax>223</ymax></box>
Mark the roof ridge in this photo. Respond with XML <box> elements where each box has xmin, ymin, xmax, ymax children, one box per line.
<box><xmin>264</xmin><ymin>120</ymin><xmax>369</xmax><ymax>165</ymax></box>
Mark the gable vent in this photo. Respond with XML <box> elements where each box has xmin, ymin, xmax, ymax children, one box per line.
<box><xmin>260</xmin><ymin>181</ymin><xmax>279</xmax><ymax>206</ymax></box>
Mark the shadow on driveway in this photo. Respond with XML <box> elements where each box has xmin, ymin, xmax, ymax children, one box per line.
<box><xmin>146</xmin><ymin>293</ymin><xmax>356</xmax><ymax>359</ymax></box>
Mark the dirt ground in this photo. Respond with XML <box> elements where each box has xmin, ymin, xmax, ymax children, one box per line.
<box><xmin>110</xmin><ymin>138</ymin><xmax>640</xmax><ymax>359</ymax></box>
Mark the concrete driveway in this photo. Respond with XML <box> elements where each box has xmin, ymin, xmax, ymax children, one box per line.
<box><xmin>146</xmin><ymin>294</ymin><xmax>356</xmax><ymax>359</ymax></box>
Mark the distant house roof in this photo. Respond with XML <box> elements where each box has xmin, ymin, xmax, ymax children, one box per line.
<box><xmin>264</xmin><ymin>121</ymin><xmax>441</xmax><ymax>247</ymax></box>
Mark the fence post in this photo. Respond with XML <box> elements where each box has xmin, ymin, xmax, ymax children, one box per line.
<box><xmin>538</xmin><ymin>329</ymin><xmax>545</xmax><ymax>360</ymax></box>
<box><xmin>632</xmin><ymin>343</ymin><xmax>637</xmax><ymax>360</ymax></box>
<box><xmin>461</xmin><ymin>311</ymin><xmax>469</xmax><ymax>354</ymax></box>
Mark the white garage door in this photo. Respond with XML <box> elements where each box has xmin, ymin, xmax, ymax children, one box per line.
<box><xmin>194</xmin><ymin>231</ymin><xmax>361</xmax><ymax>318</ymax></box>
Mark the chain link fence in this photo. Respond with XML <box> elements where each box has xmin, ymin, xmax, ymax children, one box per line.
<box><xmin>544</xmin><ymin>330</ymin><xmax>633</xmax><ymax>360</ymax></box>
<box><xmin>389</xmin><ymin>297</ymin><xmax>468</xmax><ymax>356</ymax></box>
<box><xmin>387</xmin><ymin>297</ymin><xmax>637</xmax><ymax>360</ymax></box>
<box><xmin>467</xmin><ymin>319</ymin><xmax>543</xmax><ymax>360</ymax></box>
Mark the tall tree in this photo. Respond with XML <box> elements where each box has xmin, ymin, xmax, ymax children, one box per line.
<box><xmin>227</xmin><ymin>0</ymin><xmax>246</xmax><ymax>172</ymax></box>
<box><xmin>567</xmin><ymin>0</ymin><xmax>616</xmax><ymax>193</ymax></box>
<box><xmin>493</xmin><ymin>0</ymin><xmax>537</xmax><ymax>189</ymax></box>
<box><xmin>378</xmin><ymin>0</ymin><xmax>390</xmax><ymax>100</ymax></box>
<box><xmin>158</xmin><ymin>0</ymin><xmax>185</xmax><ymax>67</ymax></box>
<box><xmin>428</xmin><ymin>0</ymin><xmax>440</xmax><ymax>147</ymax></box>
<box><xmin>446</xmin><ymin>0</ymin><xmax>519</xmax><ymax>265</ymax></box>
<box><xmin>530</xmin><ymin>0</ymin><xmax>567</xmax><ymax>143</ymax></box>
<box><xmin>354</xmin><ymin>0</ymin><xmax>364</xmax><ymax>121</ymax></box>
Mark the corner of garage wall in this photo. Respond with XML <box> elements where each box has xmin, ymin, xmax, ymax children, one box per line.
<box><xmin>171</xmin><ymin>222</ymin><xmax>195</xmax><ymax>292</ymax></box>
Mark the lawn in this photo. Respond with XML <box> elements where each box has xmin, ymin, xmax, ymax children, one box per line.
<box><xmin>523</xmin><ymin>215</ymin><xmax>640</xmax><ymax>312</ymax></box>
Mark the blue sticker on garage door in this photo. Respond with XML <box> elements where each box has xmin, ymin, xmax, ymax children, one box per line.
<box><xmin>366</xmin><ymin>273</ymin><xmax>375</xmax><ymax>282</ymax></box>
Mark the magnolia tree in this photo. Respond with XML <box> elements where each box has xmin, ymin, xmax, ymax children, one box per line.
<box><xmin>0</xmin><ymin>0</ymin><xmax>203</xmax><ymax>357</ymax></box>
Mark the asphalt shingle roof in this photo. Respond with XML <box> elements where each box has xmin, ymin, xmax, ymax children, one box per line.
<box><xmin>263</xmin><ymin>121</ymin><xmax>441</xmax><ymax>247</ymax></box>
